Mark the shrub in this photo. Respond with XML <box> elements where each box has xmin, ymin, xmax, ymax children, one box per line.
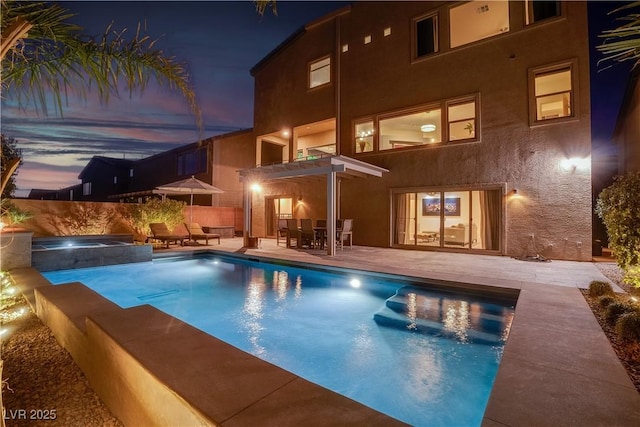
<box><xmin>596</xmin><ymin>172</ymin><xmax>640</xmax><ymax>270</ymax></box>
<box><xmin>623</xmin><ymin>265</ymin><xmax>640</xmax><ymax>289</ymax></box>
<box><xmin>605</xmin><ymin>301</ymin><xmax>636</xmax><ymax>325</ymax></box>
<box><xmin>120</xmin><ymin>198</ymin><xmax>186</xmax><ymax>241</ymax></box>
<box><xmin>615</xmin><ymin>311</ymin><xmax>640</xmax><ymax>342</ymax></box>
<box><xmin>598</xmin><ymin>295</ymin><xmax>616</xmax><ymax>309</ymax></box>
<box><xmin>588</xmin><ymin>280</ymin><xmax>614</xmax><ymax>297</ymax></box>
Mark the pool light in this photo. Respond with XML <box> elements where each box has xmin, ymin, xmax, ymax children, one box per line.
<box><xmin>350</xmin><ymin>278</ymin><xmax>361</xmax><ymax>288</ymax></box>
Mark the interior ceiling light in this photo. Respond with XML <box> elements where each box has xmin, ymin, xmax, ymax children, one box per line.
<box><xmin>420</xmin><ymin>124</ymin><xmax>436</xmax><ymax>132</ymax></box>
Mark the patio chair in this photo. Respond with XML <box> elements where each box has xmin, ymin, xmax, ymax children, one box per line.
<box><xmin>276</xmin><ymin>218</ymin><xmax>288</xmax><ymax>246</ymax></box>
<box><xmin>185</xmin><ymin>222</ymin><xmax>221</xmax><ymax>245</ymax></box>
<box><xmin>299</xmin><ymin>219</ymin><xmax>315</xmax><ymax>249</ymax></box>
<box><xmin>337</xmin><ymin>219</ymin><xmax>353</xmax><ymax>250</ymax></box>
<box><xmin>148</xmin><ymin>223</ymin><xmax>188</xmax><ymax>249</ymax></box>
<box><xmin>286</xmin><ymin>218</ymin><xmax>299</xmax><ymax>248</ymax></box>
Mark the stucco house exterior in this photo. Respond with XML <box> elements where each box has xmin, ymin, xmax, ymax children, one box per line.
<box><xmin>241</xmin><ymin>0</ymin><xmax>593</xmax><ymax>261</ymax></box>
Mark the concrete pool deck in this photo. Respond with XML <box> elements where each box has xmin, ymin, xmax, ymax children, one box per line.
<box><xmin>169</xmin><ymin>238</ymin><xmax>640</xmax><ymax>426</ymax></box>
<box><xmin>11</xmin><ymin>237</ymin><xmax>640</xmax><ymax>425</ymax></box>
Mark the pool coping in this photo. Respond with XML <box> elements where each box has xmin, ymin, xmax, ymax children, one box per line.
<box><xmin>9</xmin><ymin>246</ymin><xmax>640</xmax><ymax>426</ymax></box>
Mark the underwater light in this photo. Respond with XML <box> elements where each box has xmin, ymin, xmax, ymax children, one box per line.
<box><xmin>350</xmin><ymin>279</ymin><xmax>361</xmax><ymax>288</ymax></box>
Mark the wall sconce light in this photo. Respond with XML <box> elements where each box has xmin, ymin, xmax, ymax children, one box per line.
<box><xmin>298</xmin><ymin>196</ymin><xmax>303</xmax><ymax>202</ymax></box>
<box><xmin>250</xmin><ymin>183</ymin><xmax>262</xmax><ymax>193</ymax></box>
<box><xmin>560</xmin><ymin>157</ymin><xmax>590</xmax><ymax>172</ymax></box>
<box><xmin>512</xmin><ymin>188</ymin><xmax>518</xmax><ymax>195</ymax></box>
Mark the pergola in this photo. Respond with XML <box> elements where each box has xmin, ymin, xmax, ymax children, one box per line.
<box><xmin>238</xmin><ymin>155</ymin><xmax>389</xmax><ymax>256</ymax></box>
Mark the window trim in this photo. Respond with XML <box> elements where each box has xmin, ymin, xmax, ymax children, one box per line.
<box><xmin>412</xmin><ymin>11</ymin><xmax>439</xmax><ymax>60</ymax></box>
<box><xmin>308</xmin><ymin>55</ymin><xmax>331</xmax><ymax>90</ymax></box>
<box><xmin>528</xmin><ymin>59</ymin><xmax>578</xmax><ymax>126</ymax></box>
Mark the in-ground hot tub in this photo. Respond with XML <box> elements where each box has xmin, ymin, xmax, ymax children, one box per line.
<box><xmin>32</xmin><ymin>234</ymin><xmax>152</xmax><ymax>272</ymax></box>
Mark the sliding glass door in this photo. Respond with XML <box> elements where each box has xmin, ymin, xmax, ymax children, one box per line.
<box><xmin>393</xmin><ymin>188</ymin><xmax>501</xmax><ymax>252</ymax></box>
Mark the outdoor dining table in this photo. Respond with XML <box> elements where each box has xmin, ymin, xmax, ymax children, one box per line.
<box><xmin>313</xmin><ymin>226</ymin><xmax>327</xmax><ymax>249</ymax></box>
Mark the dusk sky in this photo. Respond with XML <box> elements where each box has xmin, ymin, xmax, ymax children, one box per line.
<box><xmin>1</xmin><ymin>1</ymin><xmax>635</xmax><ymax>197</ymax></box>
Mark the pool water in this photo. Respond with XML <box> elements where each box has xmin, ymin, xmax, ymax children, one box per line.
<box><xmin>43</xmin><ymin>255</ymin><xmax>517</xmax><ymax>426</ymax></box>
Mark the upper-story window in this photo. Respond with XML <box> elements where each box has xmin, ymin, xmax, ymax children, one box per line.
<box><xmin>177</xmin><ymin>147</ymin><xmax>207</xmax><ymax>176</ymax></box>
<box><xmin>309</xmin><ymin>56</ymin><xmax>331</xmax><ymax>89</ymax></box>
<box><xmin>525</xmin><ymin>0</ymin><xmax>561</xmax><ymax>25</ymax></box>
<box><xmin>379</xmin><ymin>107</ymin><xmax>443</xmax><ymax>151</ymax></box>
<box><xmin>355</xmin><ymin>120</ymin><xmax>375</xmax><ymax>153</ymax></box>
<box><xmin>450</xmin><ymin>1</ymin><xmax>510</xmax><ymax>48</ymax></box>
<box><xmin>414</xmin><ymin>13</ymin><xmax>438</xmax><ymax>59</ymax></box>
<box><xmin>448</xmin><ymin>99</ymin><xmax>477</xmax><ymax>141</ymax></box>
<box><xmin>530</xmin><ymin>61</ymin><xmax>574</xmax><ymax>124</ymax></box>
<box><xmin>355</xmin><ymin>94</ymin><xmax>479</xmax><ymax>154</ymax></box>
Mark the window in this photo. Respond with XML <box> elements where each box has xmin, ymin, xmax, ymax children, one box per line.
<box><xmin>525</xmin><ymin>0</ymin><xmax>560</xmax><ymax>25</ymax></box>
<box><xmin>531</xmin><ymin>63</ymin><xmax>574</xmax><ymax>123</ymax></box>
<box><xmin>113</xmin><ymin>176</ymin><xmax>118</xmax><ymax>184</ymax></box>
<box><xmin>309</xmin><ymin>56</ymin><xmax>330</xmax><ymax>89</ymax></box>
<box><xmin>129</xmin><ymin>168</ymin><xmax>134</xmax><ymax>178</ymax></box>
<box><xmin>448</xmin><ymin>100</ymin><xmax>477</xmax><ymax>141</ymax></box>
<box><xmin>177</xmin><ymin>147</ymin><xmax>207</xmax><ymax>176</ymax></box>
<box><xmin>450</xmin><ymin>1</ymin><xmax>510</xmax><ymax>48</ymax></box>
<box><xmin>82</xmin><ymin>182</ymin><xmax>91</xmax><ymax>196</ymax></box>
<box><xmin>353</xmin><ymin>94</ymin><xmax>479</xmax><ymax>154</ymax></box>
<box><xmin>355</xmin><ymin>121</ymin><xmax>375</xmax><ymax>153</ymax></box>
<box><xmin>415</xmin><ymin>14</ymin><xmax>438</xmax><ymax>58</ymax></box>
<box><xmin>379</xmin><ymin>108</ymin><xmax>442</xmax><ymax>151</ymax></box>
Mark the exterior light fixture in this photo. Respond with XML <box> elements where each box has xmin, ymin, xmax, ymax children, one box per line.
<box><xmin>250</xmin><ymin>183</ymin><xmax>262</xmax><ymax>192</ymax></box>
<box><xmin>560</xmin><ymin>157</ymin><xmax>590</xmax><ymax>172</ymax></box>
<box><xmin>420</xmin><ymin>124</ymin><xmax>436</xmax><ymax>132</ymax></box>
<box><xmin>282</xmin><ymin>130</ymin><xmax>290</xmax><ymax>137</ymax></box>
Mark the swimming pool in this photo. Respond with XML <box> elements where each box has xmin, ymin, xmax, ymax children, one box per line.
<box><xmin>43</xmin><ymin>254</ymin><xmax>517</xmax><ymax>426</ymax></box>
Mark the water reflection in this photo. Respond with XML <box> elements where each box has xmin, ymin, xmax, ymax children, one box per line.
<box><xmin>242</xmin><ymin>272</ymin><xmax>267</xmax><ymax>357</ymax></box>
<box><xmin>443</xmin><ymin>301</ymin><xmax>470</xmax><ymax>342</ymax></box>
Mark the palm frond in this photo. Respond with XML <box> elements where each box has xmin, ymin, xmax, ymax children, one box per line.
<box><xmin>1</xmin><ymin>0</ymin><xmax>202</xmax><ymax>133</ymax></box>
<box><xmin>596</xmin><ymin>1</ymin><xmax>640</xmax><ymax>70</ymax></box>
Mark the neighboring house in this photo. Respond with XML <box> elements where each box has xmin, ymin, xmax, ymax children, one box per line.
<box><xmin>613</xmin><ymin>67</ymin><xmax>640</xmax><ymax>175</ymax></box>
<box><xmin>241</xmin><ymin>0</ymin><xmax>593</xmax><ymax>260</ymax></box>
<box><xmin>29</xmin><ymin>129</ymin><xmax>255</xmax><ymax>208</ymax></box>
<box><xmin>77</xmin><ymin>157</ymin><xmax>135</xmax><ymax>202</ymax></box>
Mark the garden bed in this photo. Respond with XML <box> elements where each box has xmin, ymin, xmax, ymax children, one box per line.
<box><xmin>585</xmin><ymin>263</ymin><xmax>640</xmax><ymax>392</ymax></box>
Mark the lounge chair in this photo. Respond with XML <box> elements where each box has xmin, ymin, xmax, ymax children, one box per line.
<box><xmin>148</xmin><ymin>223</ymin><xmax>188</xmax><ymax>249</ymax></box>
<box><xmin>185</xmin><ymin>223</ymin><xmax>221</xmax><ymax>245</ymax></box>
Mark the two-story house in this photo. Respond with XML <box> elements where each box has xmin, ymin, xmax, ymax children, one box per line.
<box><xmin>240</xmin><ymin>0</ymin><xmax>592</xmax><ymax>260</ymax></box>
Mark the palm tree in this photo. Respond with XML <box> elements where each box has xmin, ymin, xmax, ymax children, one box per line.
<box><xmin>597</xmin><ymin>1</ymin><xmax>640</xmax><ymax>70</ymax></box>
<box><xmin>0</xmin><ymin>0</ymin><xmax>203</xmax><ymax>194</ymax></box>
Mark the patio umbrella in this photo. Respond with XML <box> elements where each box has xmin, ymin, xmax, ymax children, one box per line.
<box><xmin>153</xmin><ymin>176</ymin><xmax>224</xmax><ymax>225</ymax></box>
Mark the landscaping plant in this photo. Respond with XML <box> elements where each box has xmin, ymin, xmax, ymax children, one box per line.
<box><xmin>596</xmin><ymin>172</ymin><xmax>640</xmax><ymax>288</ymax></box>
<box><xmin>588</xmin><ymin>280</ymin><xmax>614</xmax><ymax>297</ymax></box>
<box><xmin>120</xmin><ymin>198</ymin><xmax>186</xmax><ymax>242</ymax></box>
<box><xmin>616</xmin><ymin>311</ymin><xmax>640</xmax><ymax>343</ymax></box>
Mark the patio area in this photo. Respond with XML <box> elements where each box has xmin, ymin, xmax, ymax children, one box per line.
<box><xmin>158</xmin><ymin>237</ymin><xmax>640</xmax><ymax>425</ymax></box>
